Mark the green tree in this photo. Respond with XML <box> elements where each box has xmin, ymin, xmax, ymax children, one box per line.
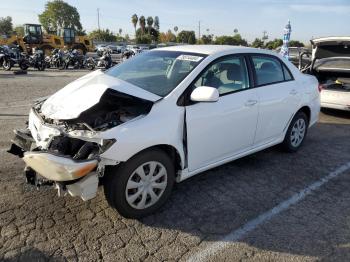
<box><xmin>0</xmin><ymin>16</ymin><xmax>13</xmax><ymax>35</ymax></box>
<box><xmin>38</xmin><ymin>0</ymin><xmax>82</xmax><ymax>33</ymax></box>
<box><xmin>146</xmin><ymin>16</ymin><xmax>154</xmax><ymax>36</ymax></box>
<box><xmin>251</xmin><ymin>38</ymin><xmax>264</xmax><ymax>48</ymax></box>
<box><xmin>177</xmin><ymin>30</ymin><xmax>196</xmax><ymax>44</ymax></box>
<box><xmin>139</xmin><ymin>16</ymin><xmax>146</xmax><ymax>35</ymax></box>
<box><xmin>88</xmin><ymin>29</ymin><xmax>116</xmax><ymax>42</ymax></box>
<box><xmin>131</xmin><ymin>14</ymin><xmax>138</xmax><ymax>37</ymax></box>
<box><xmin>136</xmin><ymin>27</ymin><xmax>159</xmax><ymax>42</ymax></box>
<box><xmin>118</xmin><ymin>28</ymin><xmax>122</xmax><ymax>36</ymax></box>
<box><xmin>264</xmin><ymin>38</ymin><xmax>283</xmax><ymax>49</ymax></box>
<box><xmin>14</xmin><ymin>25</ymin><xmax>24</xmax><ymax>36</ymax></box>
<box><xmin>289</xmin><ymin>40</ymin><xmax>304</xmax><ymax>47</ymax></box>
<box><xmin>215</xmin><ymin>34</ymin><xmax>247</xmax><ymax>46</ymax></box>
<box><xmin>136</xmin><ymin>34</ymin><xmax>152</xmax><ymax>44</ymax></box>
<box><xmin>201</xmin><ymin>34</ymin><xmax>213</xmax><ymax>44</ymax></box>
<box><xmin>154</xmin><ymin>16</ymin><xmax>160</xmax><ymax>31</ymax></box>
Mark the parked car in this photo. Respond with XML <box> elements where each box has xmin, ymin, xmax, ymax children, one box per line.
<box><xmin>94</xmin><ymin>44</ymin><xmax>107</xmax><ymax>53</ymax></box>
<box><xmin>275</xmin><ymin>46</ymin><xmax>311</xmax><ymax>69</ymax></box>
<box><xmin>107</xmin><ymin>44</ymin><xmax>120</xmax><ymax>54</ymax></box>
<box><xmin>8</xmin><ymin>45</ymin><xmax>320</xmax><ymax>218</ymax></box>
<box><xmin>126</xmin><ymin>45</ymin><xmax>141</xmax><ymax>55</ymax></box>
<box><xmin>305</xmin><ymin>37</ymin><xmax>350</xmax><ymax>111</ymax></box>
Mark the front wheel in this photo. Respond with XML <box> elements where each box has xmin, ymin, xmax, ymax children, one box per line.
<box><xmin>19</xmin><ymin>61</ymin><xmax>29</xmax><ymax>70</ymax></box>
<box><xmin>2</xmin><ymin>59</ymin><xmax>12</xmax><ymax>71</ymax></box>
<box><xmin>103</xmin><ymin>149</ymin><xmax>175</xmax><ymax>218</ymax></box>
<box><xmin>282</xmin><ymin>111</ymin><xmax>308</xmax><ymax>152</ymax></box>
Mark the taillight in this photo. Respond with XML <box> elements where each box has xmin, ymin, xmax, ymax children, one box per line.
<box><xmin>318</xmin><ymin>84</ymin><xmax>323</xmax><ymax>92</ymax></box>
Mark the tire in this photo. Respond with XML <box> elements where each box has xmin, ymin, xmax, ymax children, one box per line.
<box><xmin>103</xmin><ymin>149</ymin><xmax>175</xmax><ymax>218</ymax></box>
<box><xmin>87</xmin><ymin>62</ymin><xmax>95</xmax><ymax>70</ymax></box>
<box><xmin>37</xmin><ymin>62</ymin><xmax>45</xmax><ymax>71</ymax></box>
<box><xmin>282</xmin><ymin>111</ymin><xmax>308</xmax><ymax>152</ymax></box>
<box><xmin>58</xmin><ymin>60</ymin><xmax>65</xmax><ymax>70</ymax></box>
<box><xmin>2</xmin><ymin>59</ymin><xmax>12</xmax><ymax>71</ymax></box>
<box><xmin>19</xmin><ymin>61</ymin><xmax>29</xmax><ymax>70</ymax></box>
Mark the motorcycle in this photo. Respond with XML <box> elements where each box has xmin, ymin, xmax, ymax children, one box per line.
<box><xmin>0</xmin><ymin>45</ymin><xmax>15</xmax><ymax>71</ymax></box>
<box><xmin>45</xmin><ymin>48</ymin><xmax>64</xmax><ymax>69</ymax></box>
<box><xmin>83</xmin><ymin>56</ymin><xmax>96</xmax><ymax>70</ymax></box>
<box><xmin>62</xmin><ymin>49</ymin><xmax>84</xmax><ymax>69</ymax></box>
<box><xmin>19</xmin><ymin>48</ymin><xmax>46</xmax><ymax>71</ymax></box>
<box><xmin>121</xmin><ymin>49</ymin><xmax>134</xmax><ymax>62</ymax></box>
<box><xmin>96</xmin><ymin>48</ymin><xmax>112</xmax><ymax>69</ymax></box>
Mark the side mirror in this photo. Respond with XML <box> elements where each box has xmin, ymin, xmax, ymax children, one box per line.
<box><xmin>190</xmin><ymin>86</ymin><xmax>219</xmax><ymax>102</ymax></box>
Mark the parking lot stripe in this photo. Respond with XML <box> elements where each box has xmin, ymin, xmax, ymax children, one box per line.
<box><xmin>187</xmin><ymin>161</ymin><xmax>350</xmax><ymax>262</ymax></box>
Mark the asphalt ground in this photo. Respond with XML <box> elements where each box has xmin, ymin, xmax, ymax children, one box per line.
<box><xmin>0</xmin><ymin>69</ymin><xmax>349</xmax><ymax>261</ymax></box>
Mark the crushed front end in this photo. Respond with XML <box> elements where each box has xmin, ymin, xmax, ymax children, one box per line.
<box><xmin>8</xmin><ymin>88</ymin><xmax>153</xmax><ymax>201</ymax></box>
<box><xmin>8</xmin><ymin>104</ymin><xmax>110</xmax><ymax>201</ymax></box>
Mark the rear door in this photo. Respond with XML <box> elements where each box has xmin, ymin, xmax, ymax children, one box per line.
<box><xmin>251</xmin><ymin>55</ymin><xmax>301</xmax><ymax>146</ymax></box>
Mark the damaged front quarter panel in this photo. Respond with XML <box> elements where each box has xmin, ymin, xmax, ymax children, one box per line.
<box><xmin>9</xmin><ymin>84</ymin><xmax>157</xmax><ymax>201</ymax></box>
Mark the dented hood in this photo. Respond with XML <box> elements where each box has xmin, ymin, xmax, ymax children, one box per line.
<box><xmin>41</xmin><ymin>70</ymin><xmax>161</xmax><ymax>120</ymax></box>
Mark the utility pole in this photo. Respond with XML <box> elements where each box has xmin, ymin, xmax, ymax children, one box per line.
<box><xmin>97</xmin><ymin>8</ymin><xmax>100</xmax><ymax>32</ymax></box>
<box><xmin>198</xmin><ymin>21</ymin><xmax>201</xmax><ymax>40</ymax></box>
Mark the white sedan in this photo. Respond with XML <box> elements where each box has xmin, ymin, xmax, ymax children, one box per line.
<box><xmin>9</xmin><ymin>45</ymin><xmax>320</xmax><ymax>218</ymax></box>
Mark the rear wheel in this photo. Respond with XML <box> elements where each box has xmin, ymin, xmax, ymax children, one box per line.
<box><xmin>282</xmin><ymin>111</ymin><xmax>308</xmax><ymax>152</ymax></box>
<box><xmin>104</xmin><ymin>149</ymin><xmax>175</xmax><ymax>218</ymax></box>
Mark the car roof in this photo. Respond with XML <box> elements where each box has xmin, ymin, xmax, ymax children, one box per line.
<box><xmin>155</xmin><ymin>45</ymin><xmax>274</xmax><ymax>56</ymax></box>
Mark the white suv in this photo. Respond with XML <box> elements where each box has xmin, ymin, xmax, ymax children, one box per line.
<box><xmin>9</xmin><ymin>45</ymin><xmax>320</xmax><ymax>218</ymax></box>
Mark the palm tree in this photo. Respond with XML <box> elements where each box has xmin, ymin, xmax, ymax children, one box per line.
<box><xmin>139</xmin><ymin>16</ymin><xmax>146</xmax><ymax>35</ymax></box>
<box><xmin>174</xmin><ymin>26</ymin><xmax>178</xmax><ymax>36</ymax></box>
<box><xmin>154</xmin><ymin>16</ymin><xmax>160</xmax><ymax>31</ymax></box>
<box><xmin>146</xmin><ymin>16</ymin><xmax>154</xmax><ymax>35</ymax></box>
<box><xmin>131</xmin><ymin>14</ymin><xmax>138</xmax><ymax>37</ymax></box>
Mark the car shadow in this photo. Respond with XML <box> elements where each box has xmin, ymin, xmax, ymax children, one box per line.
<box><xmin>138</xmin><ymin>122</ymin><xmax>350</xmax><ymax>259</ymax></box>
<box><xmin>321</xmin><ymin>108</ymin><xmax>350</xmax><ymax>119</ymax></box>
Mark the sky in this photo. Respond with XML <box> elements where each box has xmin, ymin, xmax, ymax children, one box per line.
<box><xmin>1</xmin><ymin>0</ymin><xmax>350</xmax><ymax>44</ymax></box>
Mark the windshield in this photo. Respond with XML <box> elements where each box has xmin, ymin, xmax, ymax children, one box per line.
<box><xmin>106</xmin><ymin>50</ymin><xmax>206</xmax><ymax>97</ymax></box>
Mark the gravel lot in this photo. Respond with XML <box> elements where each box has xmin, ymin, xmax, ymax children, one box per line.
<box><xmin>0</xmin><ymin>69</ymin><xmax>350</xmax><ymax>262</ymax></box>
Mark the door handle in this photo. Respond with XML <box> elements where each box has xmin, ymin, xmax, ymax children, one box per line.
<box><xmin>290</xmin><ymin>89</ymin><xmax>298</xmax><ymax>95</ymax></box>
<box><xmin>245</xmin><ymin>100</ymin><xmax>258</xmax><ymax>106</ymax></box>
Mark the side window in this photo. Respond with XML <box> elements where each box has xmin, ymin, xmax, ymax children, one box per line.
<box><xmin>252</xmin><ymin>56</ymin><xmax>284</xmax><ymax>86</ymax></box>
<box><xmin>283</xmin><ymin>64</ymin><xmax>293</xmax><ymax>81</ymax></box>
<box><xmin>193</xmin><ymin>56</ymin><xmax>250</xmax><ymax>95</ymax></box>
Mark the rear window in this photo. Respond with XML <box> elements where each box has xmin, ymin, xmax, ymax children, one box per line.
<box><xmin>252</xmin><ymin>56</ymin><xmax>284</xmax><ymax>85</ymax></box>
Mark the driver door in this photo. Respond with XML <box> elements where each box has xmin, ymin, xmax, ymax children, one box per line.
<box><xmin>185</xmin><ymin>55</ymin><xmax>259</xmax><ymax>171</ymax></box>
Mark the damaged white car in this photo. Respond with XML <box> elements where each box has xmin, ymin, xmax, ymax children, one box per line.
<box><xmin>8</xmin><ymin>45</ymin><xmax>320</xmax><ymax>218</ymax></box>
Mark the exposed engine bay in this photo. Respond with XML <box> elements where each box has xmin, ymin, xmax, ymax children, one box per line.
<box><xmin>36</xmin><ymin>88</ymin><xmax>153</xmax><ymax>132</ymax></box>
<box><xmin>26</xmin><ymin>88</ymin><xmax>153</xmax><ymax>160</ymax></box>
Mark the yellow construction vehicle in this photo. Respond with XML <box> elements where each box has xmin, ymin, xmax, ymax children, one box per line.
<box><xmin>59</xmin><ymin>28</ymin><xmax>94</xmax><ymax>54</ymax></box>
<box><xmin>0</xmin><ymin>24</ymin><xmax>63</xmax><ymax>54</ymax></box>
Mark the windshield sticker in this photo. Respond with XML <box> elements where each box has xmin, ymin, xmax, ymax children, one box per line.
<box><xmin>176</xmin><ymin>55</ymin><xmax>203</xmax><ymax>62</ymax></box>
